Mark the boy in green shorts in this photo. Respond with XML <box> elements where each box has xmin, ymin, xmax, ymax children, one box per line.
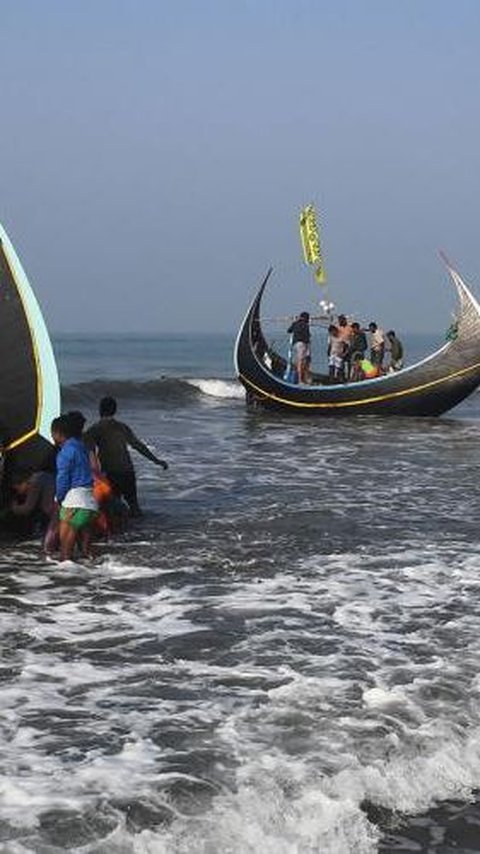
<box><xmin>51</xmin><ymin>414</ymin><xmax>98</xmax><ymax>561</ymax></box>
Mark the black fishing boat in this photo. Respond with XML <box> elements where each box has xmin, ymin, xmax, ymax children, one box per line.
<box><xmin>0</xmin><ymin>222</ymin><xmax>60</xmax><ymax>473</ymax></box>
<box><xmin>234</xmin><ymin>261</ymin><xmax>480</xmax><ymax>416</ymax></box>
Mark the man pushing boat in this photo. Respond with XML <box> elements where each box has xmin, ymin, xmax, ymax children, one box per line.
<box><xmin>84</xmin><ymin>396</ymin><xmax>168</xmax><ymax>517</ymax></box>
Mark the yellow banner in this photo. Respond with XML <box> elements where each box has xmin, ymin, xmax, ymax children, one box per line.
<box><xmin>314</xmin><ymin>263</ymin><xmax>326</xmax><ymax>285</ymax></box>
<box><xmin>299</xmin><ymin>204</ymin><xmax>326</xmax><ymax>283</ymax></box>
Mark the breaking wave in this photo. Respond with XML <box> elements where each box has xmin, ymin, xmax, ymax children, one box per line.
<box><xmin>186</xmin><ymin>378</ymin><xmax>245</xmax><ymax>399</ymax></box>
<box><xmin>61</xmin><ymin>377</ymin><xmax>245</xmax><ymax>407</ymax></box>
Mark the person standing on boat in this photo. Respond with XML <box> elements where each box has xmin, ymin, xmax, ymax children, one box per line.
<box><xmin>327</xmin><ymin>325</ymin><xmax>348</xmax><ymax>382</ymax></box>
<box><xmin>287</xmin><ymin>312</ymin><xmax>311</xmax><ymax>384</ymax></box>
<box><xmin>349</xmin><ymin>322</ymin><xmax>368</xmax><ymax>365</ymax></box>
<box><xmin>337</xmin><ymin>314</ymin><xmax>353</xmax><ymax>342</ymax></box>
<box><xmin>337</xmin><ymin>315</ymin><xmax>353</xmax><ymax>379</ymax></box>
<box><xmin>368</xmin><ymin>322</ymin><xmax>385</xmax><ymax>369</ymax></box>
<box><xmin>84</xmin><ymin>396</ymin><xmax>168</xmax><ymax>517</ymax></box>
<box><xmin>349</xmin><ymin>324</ymin><xmax>368</xmax><ymax>381</ymax></box>
<box><xmin>386</xmin><ymin>330</ymin><xmax>404</xmax><ymax>372</ymax></box>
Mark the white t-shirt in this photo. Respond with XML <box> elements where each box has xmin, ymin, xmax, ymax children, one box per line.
<box><xmin>62</xmin><ymin>487</ymin><xmax>97</xmax><ymax>511</ymax></box>
<box><xmin>371</xmin><ymin>328</ymin><xmax>385</xmax><ymax>350</ymax></box>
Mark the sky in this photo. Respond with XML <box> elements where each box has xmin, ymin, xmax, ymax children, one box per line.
<box><xmin>1</xmin><ymin>0</ymin><xmax>480</xmax><ymax>333</ymax></box>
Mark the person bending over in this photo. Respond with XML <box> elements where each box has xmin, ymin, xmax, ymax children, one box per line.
<box><xmin>351</xmin><ymin>353</ymin><xmax>380</xmax><ymax>380</ymax></box>
<box><xmin>11</xmin><ymin>470</ymin><xmax>55</xmax><ymax>531</ymax></box>
<box><xmin>84</xmin><ymin>396</ymin><xmax>168</xmax><ymax>517</ymax></box>
<box><xmin>51</xmin><ymin>415</ymin><xmax>98</xmax><ymax>561</ymax></box>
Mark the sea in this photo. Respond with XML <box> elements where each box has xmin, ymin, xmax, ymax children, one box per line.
<box><xmin>2</xmin><ymin>330</ymin><xmax>480</xmax><ymax>853</ymax></box>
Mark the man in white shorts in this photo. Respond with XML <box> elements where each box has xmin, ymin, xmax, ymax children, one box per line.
<box><xmin>287</xmin><ymin>312</ymin><xmax>311</xmax><ymax>384</ymax></box>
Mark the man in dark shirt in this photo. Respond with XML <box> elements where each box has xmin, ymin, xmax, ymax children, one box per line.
<box><xmin>84</xmin><ymin>396</ymin><xmax>168</xmax><ymax>516</ymax></box>
<box><xmin>350</xmin><ymin>322</ymin><xmax>368</xmax><ymax>358</ymax></box>
<box><xmin>287</xmin><ymin>311</ymin><xmax>311</xmax><ymax>384</ymax></box>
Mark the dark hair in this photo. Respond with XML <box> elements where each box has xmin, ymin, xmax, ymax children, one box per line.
<box><xmin>99</xmin><ymin>396</ymin><xmax>117</xmax><ymax>417</ymax></box>
<box><xmin>51</xmin><ymin>414</ymin><xmax>72</xmax><ymax>439</ymax></box>
<box><xmin>338</xmin><ymin>314</ymin><xmax>347</xmax><ymax>324</ymax></box>
<box><xmin>368</xmin><ymin>322</ymin><xmax>377</xmax><ymax>331</ymax></box>
<box><xmin>67</xmin><ymin>410</ymin><xmax>86</xmax><ymax>439</ymax></box>
<box><xmin>299</xmin><ymin>311</ymin><xmax>310</xmax><ymax>321</ymax></box>
<box><xmin>387</xmin><ymin>330</ymin><xmax>395</xmax><ymax>337</ymax></box>
<box><xmin>351</xmin><ymin>321</ymin><xmax>360</xmax><ymax>330</ymax></box>
<box><xmin>328</xmin><ymin>324</ymin><xmax>338</xmax><ymax>334</ymax></box>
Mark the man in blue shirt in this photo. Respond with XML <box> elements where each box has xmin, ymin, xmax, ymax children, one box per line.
<box><xmin>51</xmin><ymin>414</ymin><xmax>97</xmax><ymax>561</ymax></box>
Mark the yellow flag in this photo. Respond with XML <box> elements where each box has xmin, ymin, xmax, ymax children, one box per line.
<box><xmin>299</xmin><ymin>205</ymin><xmax>317</xmax><ymax>264</ymax></box>
<box><xmin>299</xmin><ymin>204</ymin><xmax>326</xmax><ymax>284</ymax></box>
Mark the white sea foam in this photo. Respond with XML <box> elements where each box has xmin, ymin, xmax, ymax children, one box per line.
<box><xmin>3</xmin><ymin>544</ymin><xmax>480</xmax><ymax>851</ymax></box>
<box><xmin>187</xmin><ymin>378</ymin><xmax>245</xmax><ymax>399</ymax></box>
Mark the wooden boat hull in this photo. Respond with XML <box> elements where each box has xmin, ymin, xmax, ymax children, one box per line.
<box><xmin>0</xmin><ymin>223</ymin><xmax>60</xmax><ymax>469</ymax></box>
<box><xmin>234</xmin><ymin>267</ymin><xmax>480</xmax><ymax>416</ymax></box>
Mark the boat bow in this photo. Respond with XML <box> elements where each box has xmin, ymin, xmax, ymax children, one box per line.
<box><xmin>0</xmin><ymin>223</ymin><xmax>60</xmax><ymax>467</ymax></box>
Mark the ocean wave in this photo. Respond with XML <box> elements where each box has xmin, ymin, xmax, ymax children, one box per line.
<box><xmin>61</xmin><ymin>377</ymin><xmax>245</xmax><ymax>406</ymax></box>
<box><xmin>118</xmin><ymin>726</ymin><xmax>480</xmax><ymax>854</ymax></box>
<box><xmin>186</xmin><ymin>378</ymin><xmax>245</xmax><ymax>399</ymax></box>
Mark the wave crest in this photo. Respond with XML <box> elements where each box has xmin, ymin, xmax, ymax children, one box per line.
<box><xmin>186</xmin><ymin>379</ymin><xmax>245</xmax><ymax>399</ymax></box>
<box><xmin>61</xmin><ymin>377</ymin><xmax>244</xmax><ymax>406</ymax></box>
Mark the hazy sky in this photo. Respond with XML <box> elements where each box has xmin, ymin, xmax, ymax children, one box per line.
<box><xmin>1</xmin><ymin>0</ymin><xmax>480</xmax><ymax>333</ymax></box>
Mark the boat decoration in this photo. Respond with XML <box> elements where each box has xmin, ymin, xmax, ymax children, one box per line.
<box><xmin>234</xmin><ymin>259</ymin><xmax>480</xmax><ymax>416</ymax></box>
<box><xmin>0</xmin><ymin>222</ymin><xmax>60</xmax><ymax>468</ymax></box>
<box><xmin>299</xmin><ymin>203</ymin><xmax>327</xmax><ymax>285</ymax></box>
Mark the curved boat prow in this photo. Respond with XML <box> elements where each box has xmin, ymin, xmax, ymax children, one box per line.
<box><xmin>440</xmin><ymin>251</ymin><xmax>480</xmax><ymax>328</ymax></box>
<box><xmin>234</xmin><ymin>267</ymin><xmax>273</xmax><ymax>377</ymax></box>
<box><xmin>0</xmin><ymin>222</ymin><xmax>60</xmax><ymax>465</ymax></box>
